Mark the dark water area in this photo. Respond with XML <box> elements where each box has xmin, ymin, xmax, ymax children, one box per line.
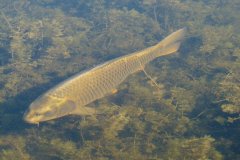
<box><xmin>0</xmin><ymin>0</ymin><xmax>240</xmax><ymax>159</ymax></box>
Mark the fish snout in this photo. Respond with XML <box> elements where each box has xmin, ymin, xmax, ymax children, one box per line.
<box><xmin>23</xmin><ymin>110</ymin><xmax>38</xmax><ymax>124</ymax></box>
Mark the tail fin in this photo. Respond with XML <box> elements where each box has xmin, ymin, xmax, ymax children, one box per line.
<box><xmin>155</xmin><ymin>28</ymin><xmax>186</xmax><ymax>57</ymax></box>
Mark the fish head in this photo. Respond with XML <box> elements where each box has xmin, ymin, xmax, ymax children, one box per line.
<box><xmin>24</xmin><ymin>94</ymin><xmax>76</xmax><ymax>124</ymax></box>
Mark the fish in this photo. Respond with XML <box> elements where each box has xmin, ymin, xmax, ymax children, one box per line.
<box><xmin>24</xmin><ymin>28</ymin><xmax>186</xmax><ymax>124</ymax></box>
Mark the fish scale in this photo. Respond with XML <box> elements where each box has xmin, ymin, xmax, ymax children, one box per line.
<box><xmin>24</xmin><ymin>28</ymin><xmax>187</xmax><ymax>124</ymax></box>
<box><xmin>52</xmin><ymin>28</ymin><xmax>186</xmax><ymax>107</ymax></box>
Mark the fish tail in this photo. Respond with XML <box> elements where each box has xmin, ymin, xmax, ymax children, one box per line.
<box><xmin>154</xmin><ymin>27</ymin><xmax>187</xmax><ymax>57</ymax></box>
<box><xmin>155</xmin><ymin>41</ymin><xmax>182</xmax><ymax>56</ymax></box>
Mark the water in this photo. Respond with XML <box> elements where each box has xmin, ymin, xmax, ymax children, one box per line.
<box><xmin>0</xmin><ymin>0</ymin><xmax>239</xmax><ymax>159</ymax></box>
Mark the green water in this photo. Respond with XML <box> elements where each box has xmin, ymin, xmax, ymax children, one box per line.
<box><xmin>0</xmin><ymin>0</ymin><xmax>239</xmax><ymax>159</ymax></box>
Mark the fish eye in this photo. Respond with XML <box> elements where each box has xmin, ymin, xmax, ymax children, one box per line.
<box><xmin>35</xmin><ymin>113</ymin><xmax>41</xmax><ymax>116</ymax></box>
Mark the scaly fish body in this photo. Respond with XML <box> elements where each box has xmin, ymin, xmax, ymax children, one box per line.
<box><xmin>24</xmin><ymin>28</ymin><xmax>186</xmax><ymax>124</ymax></box>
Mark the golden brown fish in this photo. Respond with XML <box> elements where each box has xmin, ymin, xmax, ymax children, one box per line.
<box><xmin>24</xmin><ymin>28</ymin><xmax>186</xmax><ymax>124</ymax></box>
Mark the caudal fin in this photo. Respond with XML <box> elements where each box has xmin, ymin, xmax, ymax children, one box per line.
<box><xmin>155</xmin><ymin>28</ymin><xmax>186</xmax><ymax>57</ymax></box>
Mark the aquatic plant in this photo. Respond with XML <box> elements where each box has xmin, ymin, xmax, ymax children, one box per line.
<box><xmin>162</xmin><ymin>136</ymin><xmax>222</xmax><ymax>160</ymax></box>
<box><xmin>0</xmin><ymin>0</ymin><xmax>239</xmax><ymax>159</ymax></box>
<box><xmin>0</xmin><ymin>135</ymin><xmax>31</xmax><ymax>160</ymax></box>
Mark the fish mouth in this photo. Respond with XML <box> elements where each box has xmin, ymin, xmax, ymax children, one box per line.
<box><xmin>24</xmin><ymin>117</ymin><xmax>39</xmax><ymax>125</ymax></box>
<box><xmin>23</xmin><ymin>115</ymin><xmax>34</xmax><ymax>124</ymax></box>
<box><xmin>23</xmin><ymin>111</ymin><xmax>39</xmax><ymax>124</ymax></box>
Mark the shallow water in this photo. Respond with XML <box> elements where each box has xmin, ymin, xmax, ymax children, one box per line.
<box><xmin>0</xmin><ymin>0</ymin><xmax>239</xmax><ymax>159</ymax></box>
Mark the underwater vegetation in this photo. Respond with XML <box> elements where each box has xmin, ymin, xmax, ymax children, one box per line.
<box><xmin>0</xmin><ymin>0</ymin><xmax>240</xmax><ymax>159</ymax></box>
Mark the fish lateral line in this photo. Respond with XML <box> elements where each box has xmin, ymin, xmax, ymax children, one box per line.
<box><xmin>23</xmin><ymin>28</ymin><xmax>187</xmax><ymax>124</ymax></box>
